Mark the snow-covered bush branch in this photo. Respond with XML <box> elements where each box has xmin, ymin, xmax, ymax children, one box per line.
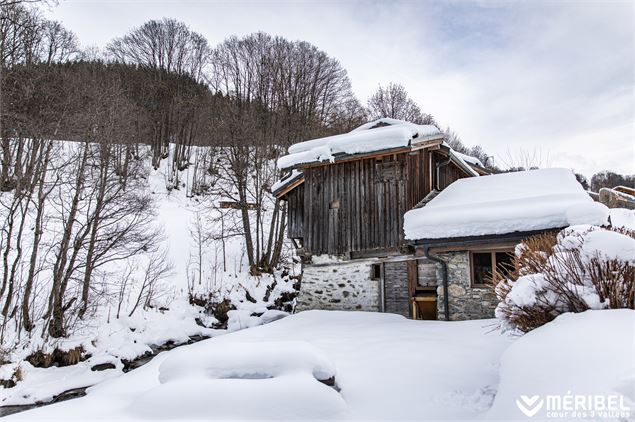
<box><xmin>495</xmin><ymin>224</ymin><xmax>634</xmax><ymax>333</ymax></box>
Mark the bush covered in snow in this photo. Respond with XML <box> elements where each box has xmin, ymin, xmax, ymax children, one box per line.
<box><xmin>495</xmin><ymin>224</ymin><xmax>634</xmax><ymax>333</ymax></box>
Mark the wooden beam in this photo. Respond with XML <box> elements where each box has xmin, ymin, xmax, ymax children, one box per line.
<box><xmin>219</xmin><ymin>201</ymin><xmax>259</xmax><ymax>210</ymax></box>
<box><xmin>274</xmin><ymin>177</ymin><xmax>305</xmax><ymax>199</ymax></box>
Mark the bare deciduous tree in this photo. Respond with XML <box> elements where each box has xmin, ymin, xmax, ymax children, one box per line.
<box><xmin>106</xmin><ymin>18</ymin><xmax>211</xmax><ymax>82</ymax></box>
<box><xmin>367</xmin><ymin>82</ymin><xmax>436</xmax><ymax>125</ymax></box>
<box><xmin>209</xmin><ymin>32</ymin><xmax>358</xmax><ymax>273</ymax></box>
<box><xmin>498</xmin><ymin>146</ymin><xmax>551</xmax><ymax>172</ymax></box>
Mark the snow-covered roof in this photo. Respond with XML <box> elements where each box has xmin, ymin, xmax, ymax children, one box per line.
<box><xmin>404</xmin><ymin>168</ymin><xmax>609</xmax><ymax>240</ymax></box>
<box><xmin>271</xmin><ymin>169</ymin><xmax>303</xmax><ymax>196</ymax></box>
<box><xmin>452</xmin><ymin>151</ymin><xmax>484</xmax><ymax>168</ymax></box>
<box><xmin>277</xmin><ymin>118</ymin><xmax>443</xmax><ymax>169</ymax></box>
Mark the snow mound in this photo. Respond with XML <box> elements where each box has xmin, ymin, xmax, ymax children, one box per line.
<box><xmin>580</xmin><ymin>229</ymin><xmax>635</xmax><ymax>262</ymax></box>
<box><xmin>278</xmin><ymin>118</ymin><xmax>441</xmax><ymax>169</ymax></box>
<box><xmin>158</xmin><ymin>340</ymin><xmax>335</xmax><ymax>384</ymax></box>
<box><xmin>404</xmin><ymin>168</ymin><xmax>601</xmax><ymax>239</ymax></box>
<box><xmin>126</xmin><ymin>339</ymin><xmax>343</xmax><ymax>420</ymax></box>
<box><xmin>488</xmin><ymin>310</ymin><xmax>635</xmax><ymax>420</ymax></box>
<box><xmin>610</xmin><ymin>208</ymin><xmax>635</xmax><ymax>230</ymax></box>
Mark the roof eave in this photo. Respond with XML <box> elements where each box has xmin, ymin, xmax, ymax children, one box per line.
<box><xmin>447</xmin><ymin>149</ymin><xmax>480</xmax><ymax>177</ymax></box>
<box><xmin>407</xmin><ymin>228</ymin><xmax>565</xmax><ymax>249</ymax></box>
<box><xmin>272</xmin><ymin>172</ymin><xmax>305</xmax><ymax>199</ymax></box>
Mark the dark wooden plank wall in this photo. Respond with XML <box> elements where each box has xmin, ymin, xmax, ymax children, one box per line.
<box><xmin>287</xmin><ymin>184</ymin><xmax>304</xmax><ymax>239</ymax></box>
<box><xmin>293</xmin><ymin>149</ymin><xmax>468</xmax><ymax>255</ymax></box>
<box><xmin>430</xmin><ymin>152</ymin><xmax>467</xmax><ymax>191</ymax></box>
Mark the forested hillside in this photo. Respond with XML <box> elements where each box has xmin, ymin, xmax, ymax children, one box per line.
<box><xmin>1</xmin><ymin>2</ymin><xmax>373</xmax><ymax>376</ymax></box>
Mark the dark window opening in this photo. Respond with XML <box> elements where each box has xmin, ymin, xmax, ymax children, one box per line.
<box><xmin>370</xmin><ymin>263</ymin><xmax>382</xmax><ymax>280</ymax></box>
<box><xmin>471</xmin><ymin>252</ymin><xmax>493</xmax><ymax>286</ymax></box>
<box><xmin>470</xmin><ymin>250</ymin><xmax>514</xmax><ymax>287</ymax></box>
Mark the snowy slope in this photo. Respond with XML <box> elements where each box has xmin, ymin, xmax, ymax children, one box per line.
<box><xmin>0</xmin><ymin>143</ymin><xmax>299</xmax><ymax>405</ymax></box>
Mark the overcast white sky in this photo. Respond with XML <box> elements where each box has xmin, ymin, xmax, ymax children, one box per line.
<box><xmin>43</xmin><ymin>0</ymin><xmax>633</xmax><ymax>178</ymax></box>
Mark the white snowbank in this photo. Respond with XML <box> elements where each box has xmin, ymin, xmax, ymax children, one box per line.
<box><xmin>580</xmin><ymin>229</ymin><xmax>635</xmax><ymax>262</ymax></box>
<box><xmin>158</xmin><ymin>340</ymin><xmax>335</xmax><ymax>384</ymax></box>
<box><xmin>488</xmin><ymin>310</ymin><xmax>635</xmax><ymax>420</ymax></box>
<box><xmin>0</xmin><ymin>299</ymin><xmax>220</xmax><ymax>406</ymax></box>
<box><xmin>226</xmin><ymin>309</ymin><xmax>290</xmax><ymax>332</ymax></box>
<box><xmin>404</xmin><ymin>168</ymin><xmax>608</xmax><ymax>239</ymax></box>
<box><xmin>7</xmin><ymin>311</ymin><xmax>512</xmax><ymax>420</ymax></box>
<box><xmin>278</xmin><ymin>118</ymin><xmax>442</xmax><ymax>169</ymax></box>
<box><xmin>0</xmin><ymin>357</ymin><xmax>123</xmax><ymax>406</ymax></box>
<box><xmin>610</xmin><ymin>208</ymin><xmax>635</xmax><ymax>230</ymax></box>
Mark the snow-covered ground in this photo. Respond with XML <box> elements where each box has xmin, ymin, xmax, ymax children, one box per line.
<box><xmin>4</xmin><ymin>309</ymin><xmax>633</xmax><ymax>421</ymax></box>
<box><xmin>488</xmin><ymin>309</ymin><xmax>635</xmax><ymax>420</ymax></box>
<box><xmin>4</xmin><ymin>311</ymin><xmax>511</xmax><ymax>420</ymax></box>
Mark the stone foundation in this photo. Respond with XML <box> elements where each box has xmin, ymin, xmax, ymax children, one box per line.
<box><xmin>295</xmin><ymin>256</ymin><xmax>380</xmax><ymax>312</ymax></box>
<box><xmin>434</xmin><ymin>251</ymin><xmax>498</xmax><ymax>320</ymax></box>
<box><xmin>295</xmin><ymin>251</ymin><xmax>498</xmax><ymax>321</ymax></box>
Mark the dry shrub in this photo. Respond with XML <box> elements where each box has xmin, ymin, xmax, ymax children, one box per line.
<box><xmin>496</xmin><ymin>226</ymin><xmax>634</xmax><ymax>333</ymax></box>
<box><xmin>25</xmin><ymin>346</ymin><xmax>85</xmax><ymax>368</ymax></box>
<box><xmin>13</xmin><ymin>365</ymin><xmax>23</xmax><ymax>382</ymax></box>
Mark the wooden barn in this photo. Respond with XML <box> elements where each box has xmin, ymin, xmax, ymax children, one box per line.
<box><xmin>273</xmin><ymin>118</ymin><xmax>487</xmax><ymax>320</ymax></box>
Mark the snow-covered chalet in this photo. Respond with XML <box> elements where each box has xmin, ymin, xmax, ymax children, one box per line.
<box><xmin>273</xmin><ymin>118</ymin><xmax>607</xmax><ymax>320</ymax></box>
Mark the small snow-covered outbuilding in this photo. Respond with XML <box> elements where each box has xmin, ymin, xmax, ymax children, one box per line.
<box><xmin>275</xmin><ymin>119</ymin><xmax>606</xmax><ymax>321</ymax></box>
<box><xmin>404</xmin><ymin>168</ymin><xmax>609</xmax><ymax>320</ymax></box>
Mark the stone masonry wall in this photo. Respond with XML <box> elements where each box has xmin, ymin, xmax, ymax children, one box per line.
<box><xmin>434</xmin><ymin>251</ymin><xmax>498</xmax><ymax>320</ymax></box>
<box><xmin>295</xmin><ymin>257</ymin><xmax>380</xmax><ymax>312</ymax></box>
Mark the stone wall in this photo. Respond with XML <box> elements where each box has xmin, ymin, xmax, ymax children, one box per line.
<box><xmin>383</xmin><ymin>261</ymin><xmax>409</xmax><ymax>317</ymax></box>
<box><xmin>433</xmin><ymin>251</ymin><xmax>498</xmax><ymax>321</ymax></box>
<box><xmin>295</xmin><ymin>257</ymin><xmax>380</xmax><ymax>312</ymax></box>
<box><xmin>295</xmin><ymin>252</ymin><xmax>499</xmax><ymax>320</ymax></box>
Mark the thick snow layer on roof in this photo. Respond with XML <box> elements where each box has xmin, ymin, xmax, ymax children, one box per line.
<box><xmin>350</xmin><ymin>117</ymin><xmax>424</xmax><ymax>132</ymax></box>
<box><xmin>452</xmin><ymin>150</ymin><xmax>483</xmax><ymax>167</ymax></box>
<box><xmin>404</xmin><ymin>168</ymin><xmax>608</xmax><ymax>240</ymax></box>
<box><xmin>277</xmin><ymin>118</ymin><xmax>441</xmax><ymax>169</ymax></box>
